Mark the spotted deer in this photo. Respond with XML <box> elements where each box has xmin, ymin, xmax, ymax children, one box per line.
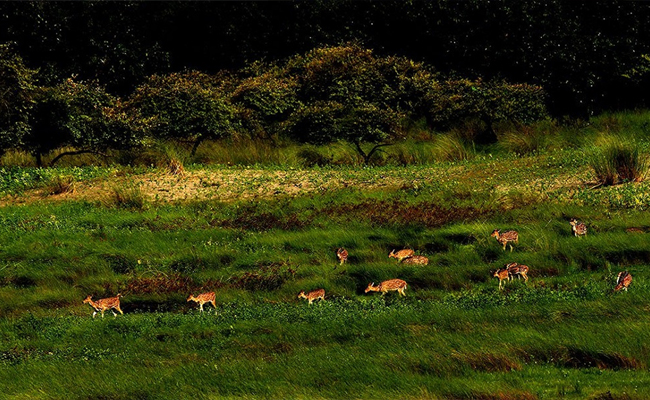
<box><xmin>389</xmin><ymin>249</ymin><xmax>415</xmax><ymax>262</ymax></box>
<box><xmin>491</xmin><ymin>229</ymin><xmax>519</xmax><ymax>251</ymax></box>
<box><xmin>505</xmin><ymin>262</ymin><xmax>529</xmax><ymax>282</ymax></box>
<box><xmin>187</xmin><ymin>291</ymin><xmax>216</xmax><ymax>312</ymax></box>
<box><xmin>614</xmin><ymin>271</ymin><xmax>632</xmax><ymax>292</ymax></box>
<box><xmin>401</xmin><ymin>255</ymin><xmax>429</xmax><ymax>265</ymax></box>
<box><xmin>569</xmin><ymin>219</ymin><xmax>588</xmax><ymax>237</ymax></box>
<box><xmin>83</xmin><ymin>294</ymin><xmax>124</xmax><ymax>318</ymax></box>
<box><xmin>493</xmin><ymin>268</ymin><xmax>510</xmax><ymax>290</ymax></box>
<box><xmin>365</xmin><ymin>279</ymin><xmax>408</xmax><ymax>296</ymax></box>
<box><xmin>298</xmin><ymin>288</ymin><xmax>326</xmax><ymax>304</ymax></box>
<box><xmin>336</xmin><ymin>248</ymin><xmax>349</xmax><ymax>265</ymax></box>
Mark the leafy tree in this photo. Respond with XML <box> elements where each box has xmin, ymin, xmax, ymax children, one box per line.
<box><xmin>231</xmin><ymin>64</ymin><xmax>301</xmax><ymax>139</ymax></box>
<box><xmin>128</xmin><ymin>71</ymin><xmax>239</xmax><ymax>155</ymax></box>
<box><xmin>0</xmin><ymin>43</ymin><xmax>36</xmax><ymax>155</ymax></box>
<box><xmin>26</xmin><ymin>78</ymin><xmax>145</xmax><ymax>166</ymax></box>
<box><xmin>284</xmin><ymin>101</ymin><xmax>405</xmax><ymax>164</ymax></box>
<box><xmin>421</xmin><ymin>79</ymin><xmax>548</xmax><ymax>143</ymax></box>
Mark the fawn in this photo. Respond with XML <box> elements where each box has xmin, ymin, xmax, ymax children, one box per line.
<box><xmin>365</xmin><ymin>279</ymin><xmax>408</xmax><ymax>296</ymax></box>
<box><xmin>336</xmin><ymin>248</ymin><xmax>349</xmax><ymax>265</ymax></box>
<box><xmin>298</xmin><ymin>288</ymin><xmax>326</xmax><ymax>304</ymax></box>
<box><xmin>569</xmin><ymin>218</ymin><xmax>588</xmax><ymax>237</ymax></box>
<box><xmin>187</xmin><ymin>291</ymin><xmax>216</xmax><ymax>312</ymax></box>
<box><xmin>614</xmin><ymin>271</ymin><xmax>632</xmax><ymax>292</ymax></box>
<box><xmin>493</xmin><ymin>268</ymin><xmax>510</xmax><ymax>290</ymax></box>
<box><xmin>491</xmin><ymin>229</ymin><xmax>519</xmax><ymax>251</ymax></box>
<box><xmin>401</xmin><ymin>255</ymin><xmax>429</xmax><ymax>265</ymax></box>
<box><xmin>83</xmin><ymin>294</ymin><xmax>124</xmax><ymax>318</ymax></box>
<box><xmin>505</xmin><ymin>262</ymin><xmax>529</xmax><ymax>282</ymax></box>
<box><xmin>389</xmin><ymin>249</ymin><xmax>415</xmax><ymax>262</ymax></box>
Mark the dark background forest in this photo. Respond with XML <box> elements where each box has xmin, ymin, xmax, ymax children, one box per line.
<box><xmin>3</xmin><ymin>0</ymin><xmax>650</xmax><ymax>116</ymax></box>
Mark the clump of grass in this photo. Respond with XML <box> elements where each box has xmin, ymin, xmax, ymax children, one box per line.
<box><xmin>103</xmin><ymin>183</ymin><xmax>147</xmax><ymax>210</ymax></box>
<box><xmin>590</xmin><ymin>138</ymin><xmax>649</xmax><ymax>186</ymax></box>
<box><xmin>498</xmin><ymin>125</ymin><xmax>549</xmax><ymax>154</ymax></box>
<box><xmin>431</xmin><ymin>133</ymin><xmax>475</xmax><ymax>162</ymax></box>
<box><xmin>44</xmin><ymin>175</ymin><xmax>76</xmax><ymax>195</ymax></box>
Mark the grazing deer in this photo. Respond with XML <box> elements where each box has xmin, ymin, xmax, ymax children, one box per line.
<box><xmin>298</xmin><ymin>288</ymin><xmax>326</xmax><ymax>304</ymax></box>
<box><xmin>389</xmin><ymin>249</ymin><xmax>415</xmax><ymax>262</ymax></box>
<box><xmin>569</xmin><ymin>218</ymin><xmax>588</xmax><ymax>237</ymax></box>
<box><xmin>491</xmin><ymin>229</ymin><xmax>519</xmax><ymax>251</ymax></box>
<box><xmin>493</xmin><ymin>268</ymin><xmax>510</xmax><ymax>290</ymax></box>
<box><xmin>336</xmin><ymin>248</ymin><xmax>349</xmax><ymax>265</ymax></box>
<box><xmin>614</xmin><ymin>271</ymin><xmax>632</xmax><ymax>292</ymax></box>
<box><xmin>83</xmin><ymin>294</ymin><xmax>124</xmax><ymax>318</ymax></box>
<box><xmin>365</xmin><ymin>279</ymin><xmax>408</xmax><ymax>296</ymax></box>
<box><xmin>187</xmin><ymin>291</ymin><xmax>216</xmax><ymax>312</ymax></box>
<box><xmin>401</xmin><ymin>255</ymin><xmax>429</xmax><ymax>265</ymax></box>
<box><xmin>505</xmin><ymin>262</ymin><xmax>529</xmax><ymax>282</ymax></box>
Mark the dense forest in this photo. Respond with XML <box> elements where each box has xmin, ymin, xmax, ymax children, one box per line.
<box><xmin>1</xmin><ymin>1</ymin><xmax>650</xmax><ymax>165</ymax></box>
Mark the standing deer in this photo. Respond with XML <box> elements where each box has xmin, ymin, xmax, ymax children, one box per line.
<box><xmin>491</xmin><ymin>229</ymin><xmax>519</xmax><ymax>252</ymax></box>
<box><xmin>187</xmin><ymin>291</ymin><xmax>217</xmax><ymax>312</ymax></box>
<box><xmin>365</xmin><ymin>279</ymin><xmax>408</xmax><ymax>296</ymax></box>
<box><xmin>614</xmin><ymin>271</ymin><xmax>632</xmax><ymax>292</ymax></box>
<box><xmin>298</xmin><ymin>288</ymin><xmax>326</xmax><ymax>304</ymax></box>
<box><xmin>389</xmin><ymin>249</ymin><xmax>415</xmax><ymax>262</ymax></box>
<box><xmin>493</xmin><ymin>268</ymin><xmax>510</xmax><ymax>290</ymax></box>
<box><xmin>83</xmin><ymin>294</ymin><xmax>124</xmax><ymax>318</ymax></box>
<box><xmin>336</xmin><ymin>248</ymin><xmax>349</xmax><ymax>266</ymax></box>
<box><xmin>569</xmin><ymin>218</ymin><xmax>588</xmax><ymax>237</ymax></box>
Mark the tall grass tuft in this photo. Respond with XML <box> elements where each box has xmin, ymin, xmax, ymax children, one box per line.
<box><xmin>431</xmin><ymin>133</ymin><xmax>475</xmax><ymax>162</ymax></box>
<box><xmin>103</xmin><ymin>183</ymin><xmax>147</xmax><ymax>210</ymax></box>
<box><xmin>590</xmin><ymin>138</ymin><xmax>649</xmax><ymax>186</ymax></box>
<box><xmin>498</xmin><ymin>124</ymin><xmax>549</xmax><ymax>154</ymax></box>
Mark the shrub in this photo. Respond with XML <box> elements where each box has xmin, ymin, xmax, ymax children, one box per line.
<box><xmin>44</xmin><ymin>174</ymin><xmax>75</xmax><ymax>195</ymax></box>
<box><xmin>590</xmin><ymin>138</ymin><xmax>649</xmax><ymax>185</ymax></box>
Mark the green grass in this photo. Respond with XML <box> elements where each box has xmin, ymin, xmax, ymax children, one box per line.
<box><xmin>1</xmin><ymin>111</ymin><xmax>650</xmax><ymax>399</ymax></box>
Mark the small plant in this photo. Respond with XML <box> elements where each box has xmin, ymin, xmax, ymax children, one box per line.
<box><xmin>44</xmin><ymin>174</ymin><xmax>76</xmax><ymax>195</ymax></box>
<box><xmin>590</xmin><ymin>138</ymin><xmax>648</xmax><ymax>186</ymax></box>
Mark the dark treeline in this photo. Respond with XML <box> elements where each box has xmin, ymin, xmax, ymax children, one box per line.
<box><xmin>2</xmin><ymin>1</ymin><xmax>650</xmax><ymax>117</ymax></box>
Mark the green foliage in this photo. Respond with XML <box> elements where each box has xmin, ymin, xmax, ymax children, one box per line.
<box><xmin>421</xmin><ymin>79</ymin><xmax>548</xmax><ymax>142</ymax></box>
<box><xmin>231</xmin><ymin>65</ymin><xmax>301</xmax><ymax>138</ymax></box>
<box><xmin>0</xmin><ymin>43</ymin><xmax>36</xmax><ymax>153</ymax></box>
<box><xmin>128</xmin><ymin>71</ymin><xmax>240</xmax><ymax>154</ymax></box>
<box><xmin>25</xmin><ymin>78</ymin><xmax>145</xmax><ymax>166</ymax></box>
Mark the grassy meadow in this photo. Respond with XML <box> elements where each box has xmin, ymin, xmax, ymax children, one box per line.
<box><xmin>1</xmin><ymin>112</ymin><xmax>650</xmax><ymax>399</ymax></box>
